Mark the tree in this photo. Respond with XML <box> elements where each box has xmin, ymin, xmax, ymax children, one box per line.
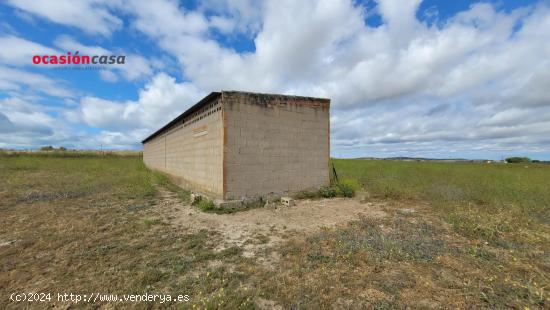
<box><xmin>505</xmin><ymin>157</ymin><xmax>531</xmax><ymax>163</ymax></box>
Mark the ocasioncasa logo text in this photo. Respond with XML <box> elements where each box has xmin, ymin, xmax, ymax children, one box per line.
<box><xmin>32</xmin><ymin>51</ymin><xmax>126</xmax><ymax>65</ymax></box>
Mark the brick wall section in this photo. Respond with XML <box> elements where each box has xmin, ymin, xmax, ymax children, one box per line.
<box><xmin>222</xmin><ymin>92</ymin><xmax>330</xmax><ymax>200</ymax></box>
<box><xmin>143</xmin><ymin>98</ymin><xmax>224</xmax><ymax>198</ymax></box>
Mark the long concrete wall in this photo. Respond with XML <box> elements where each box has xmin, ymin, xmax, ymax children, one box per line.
<box><xmin>143</xmin><ymin>98</ymin><xmax>224</xmax><ymax>198</ymax></box>
<box><xmin>223</xmin><ymin>92</ymin><xmax>330</xmax><ymax>200</ymax></box>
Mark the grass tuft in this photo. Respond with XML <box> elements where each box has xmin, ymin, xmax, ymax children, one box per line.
<box><xmin>195</xmin><ymin>198</ymin><xmax>216</xmax><ymax>212</ymax></box>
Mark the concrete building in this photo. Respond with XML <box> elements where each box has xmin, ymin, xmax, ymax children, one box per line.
<box><xmin>142</xmin><ymin>91</ymin><xmax>330</xmax><ymax>200</ymax></box>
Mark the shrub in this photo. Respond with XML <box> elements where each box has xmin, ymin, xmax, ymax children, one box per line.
<box><xmin>319</xmin><ymin>186</ymin><xmax>337</xmax><ymax>198</ymax></box>
<box><xmin>293</xmin><ymin>180</ymin><xmax>360</xmax><ymax>200</ymax></box>
<box><xmin>336</xmin><ymin>179</ymin><xmax>360</xmax><ymax>198</ymax></box>
<box><xmin>195</xmin><ymin>198</ymin><xmax>215</xmax><ymax>212</ymax></box>
<box><xmin>505</xmin><ymin>157</ymin><xmax>531</xmax><ymax>163</ymax></box>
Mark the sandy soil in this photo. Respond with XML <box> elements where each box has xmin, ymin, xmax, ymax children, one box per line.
<box><xmin>154</xmin><ymin>189</ymin><xmax>388</xmax><ymax>262</ymax></box>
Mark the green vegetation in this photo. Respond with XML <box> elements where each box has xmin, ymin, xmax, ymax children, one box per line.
<box><xmin>254</xmin><ymin>159</ymin><xmax>549</xmax><ymax>308</ymax></box>
<box><xmin>39</xmin><ymin>145</ymin><xmax>68</xmax><ymax>151</ymax></box>
<box><xmin>194</xmin><ymin>197</ymin><xmax>216</xmax><ymax>212</ymax></box>
<box><xmin>332</xmin><ymin>159</ymin><xmax>549</xmax><ymax>246</ymax></box>
<box><xmin>152</xmin><ymin>170</ymin><xmax>191</xmax><ymax>203</ymax></box>
<box><xmin>334</xmin><ymin>178</ymin><xmax>360</xmax><ymax>197</ymax></box>
<box><xmin>295</xmin><ymin>179</ymin><xmax>360</xmax><ymax>199</ymax></box>
<box><xmin>1</xmin><ymin>154</ymin><xmax>548</xmax><ymax>308</ymax></box>
<box><xmin>193</xmin><ymin>197</ymin><xmax>266</xmax><ymax>214</ymax></box>
<box><xmin>268</xmin><ymin>211</ymin><xmax>548</xmax><ymax>308</ymax></box>
<box><xmin>505</xmin><ymin>156</ymin><xmax>532</xmax><ymax>163</ymax></box>
<box><xmin>0</xmin><ymin>155</ymin><xmax>156</xmax><ymax>203</ymax></box>
<box><xmin>0</xmin><ymin>155</ymin><xmax>253</xmax><ymax>309</ymax></box>
<box><xmin>0</xmin><ymin>149</ymin><xmax>142</xmax><ymax>158</ymax></box>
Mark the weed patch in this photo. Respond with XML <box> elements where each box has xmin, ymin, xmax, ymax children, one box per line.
<box><xmin>335</xmin><ymin>217</ymin><xmax>446</xmax><ymax>262</ymax></box>
<box><xmin>295</xmin><ymin>179</ymin><xmax>360</xmax><ymax>199</ymax></box>
<box><xmin>194</xmin><ymin>198</ymin><xmax>216</xmax><ymax>212</ymax></box>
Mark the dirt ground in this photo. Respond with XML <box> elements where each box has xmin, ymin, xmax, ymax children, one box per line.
<box><xmin>153</xmin><ymin>189</ymin><xmax>388</xmax><ymax>261</ymax></box>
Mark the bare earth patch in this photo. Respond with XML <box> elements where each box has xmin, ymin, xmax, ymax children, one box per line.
<box><xmin>153</xmin><ymin>188</ymin><xmax>387</xmax><ymax>261</ymax></box>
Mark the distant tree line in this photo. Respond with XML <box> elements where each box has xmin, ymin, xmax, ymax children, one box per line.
<box><xmin>40</xmin><ymin>146</ymin><xmax>67</xmax><ymax>151</ymax></box>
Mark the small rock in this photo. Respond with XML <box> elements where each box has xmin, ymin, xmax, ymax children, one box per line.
<box><xmin>190</xmin><ymin>193</ymin><xmax>202</xmax><ymax>204</ymax></box>
<box><xmin>398</xmin><ymin>208</ymin><xmax>416</xmax><ymax>215</ymax></box>
<box><xmin>280</xmin><ymin>197</ymin><xmax>294</xmax><ymax>207</ymax></box>
<box><xmin>0</xmin><ymin>240</ymin><xmax>18</xmax><ymax>247</ymax></box>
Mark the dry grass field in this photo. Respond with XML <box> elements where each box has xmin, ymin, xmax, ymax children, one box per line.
<box><xmin>0</xmin><ymin>153</ymin><xmax>548</xmax><ymax>309</ymax></box>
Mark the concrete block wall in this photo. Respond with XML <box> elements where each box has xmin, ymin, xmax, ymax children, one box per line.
<box><xmin>143</xmin><ymin>91</ymin><xmax>330</xmax><ymax>201</ymax></box>
<box><xmin>143</xmin><ymin>136</ymin><xmax>166</xmax><ymax>170</ymax></box>
<box><xmin>143</xmin><ymin>98</ymin><xmax>224</xmax><ymax>198</ymax></box>
<box><xmin>222</xmin><ymin>92</ymin><xmax>330</xmax><ymax>200</ymax></box>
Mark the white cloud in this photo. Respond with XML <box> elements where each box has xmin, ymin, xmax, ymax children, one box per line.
<box><xmin>94</xmin><ymin>129</ymin><xmax>151</xmax><ymax>148</ymax></box>
<box><xmin>6</xmin><ymin>0</ymin><xmax>122</xmax><ymax>36</ymax></box>
<box><xmin>199</xmin><ymin>0</ymin><xmax>264</xmax><ymax>34</ymax></box>
<box><xmin>78</xmin><ymin>72</ymin><xmax>202</xmax><ymax>137</ymax></box>
<box><xmin>98</xmin><ymin>69</ymin><xmax>118</xmax><ymax>82</ymax></box>
<box><xmin>121</xmin><ymin>0</ymin><xmax>209</xmax><ymax>38</ymax></box>
<box><xmin>0</xmin><ymin>65</ymin><xmax>73</xmax><ymax>97</ymax></box>
<box><xmin>0</xmin><ymin>95</ymin><xmax>142</xmax><ymax>150</ymax></box>
<box><xmin>0</xmin><ymin>97</ymin><xmax>56</xmax><ymax>147</ymax></box>
<box><xmin>0</xmin><ymin>35</ymin><xmax>58</xmax><ymax>66</ymax></box>
<box><xmin>376</xmin><ymin>0</ymin><xmax>423</xmax><ymax>45</ymax></box>
<box><xmin>209</xmin><ymin>16</ymin><xmax>236</xmax><ymax>34</ymax></box>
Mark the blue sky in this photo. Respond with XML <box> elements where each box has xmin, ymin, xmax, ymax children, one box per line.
<box><xmin>0</xmin><ymin>0</ymin><xmax>549</xmax><ymax>160</ymax></box>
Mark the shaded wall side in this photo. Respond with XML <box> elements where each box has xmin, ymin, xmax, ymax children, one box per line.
<box><xmin>143</xmin><ymin>99</ymin><xmax>224</xmax><ymax>198</ymax></box>
<box><xmin>223</xmin><ymin>93</ymin><xmax>330</xmax><ymax>199</ymax></box>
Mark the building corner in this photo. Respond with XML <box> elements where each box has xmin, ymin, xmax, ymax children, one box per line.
<box><xmin>221</xmin><ymin>92</ymin><xmax>228</xmax><ymax>200</ymax></box>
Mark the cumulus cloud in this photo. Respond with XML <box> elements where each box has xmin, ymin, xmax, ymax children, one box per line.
<box><xmin>377</xmin><ymin>0</ymin><xmax>423</xmax><ymax>45</ymax></box>
<box><xmin>209</xmin><ymin>16</ymin><xmax>236</xmax><ymax>34</ymax></box>
<box><xmin>0</xmin><ymin>65</ymin><xmax>73</xmax><ymax>97</ymax></box>
<box><xmin>76</xmin><ymin>72</ymin><xmax>202</xmax><ymax>140</ymax></box>
<box><xmin>199</xmin><ymin>0</ymin><xmax>264</xmax><ymax>34</ymax></box>
<box><xmin>0</xmin><ymin>96</ymin><xmax>143</xmax><ymax>150</ymax></box>
<box><xmin>121</xmin><ymin>0</ymin><xmax>209</xmax><ymax>38</ymax></box>
<box><xmin>6</xmin><ymin>0</ymin><xmax>122</xmax><ymax>36</ymax></box>
<box><xmin>0</xmin><ymin>97</ymin><xmax>57</xmax><ymax>148</ymax></box>
<box><xmin>0</xmin><ymin>35</ymin><xmax>58</xmax><ymax>66</ymax></box>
